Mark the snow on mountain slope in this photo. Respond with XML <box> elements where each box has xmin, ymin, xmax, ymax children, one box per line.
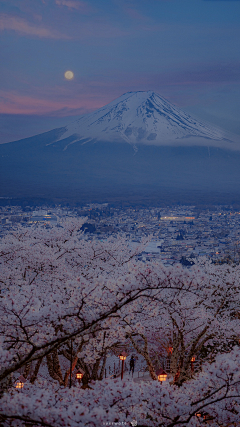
<box><xmin>57</xmin><ymin>91</ymin><xmax>236</xmax><ymax>149</ymax></box>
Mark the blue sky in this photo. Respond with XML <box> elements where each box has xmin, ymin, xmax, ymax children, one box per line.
<box><xmin>1</xmin><ymin>0</ymin><xmax>240</xmax><ymax>141</ymax></box>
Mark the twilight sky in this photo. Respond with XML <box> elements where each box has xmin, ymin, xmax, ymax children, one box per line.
<box><xmin>1</xmin><ymin>0</ymin><xmax>240</xmax><ymax>142</ymax></box>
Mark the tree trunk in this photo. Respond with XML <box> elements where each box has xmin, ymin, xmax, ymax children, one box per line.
<box><xmin>91</xmin><ymin>358</ymin><xmax>101</xmax><ymax>381</ymax></box>
<box><xmin>63</xmin><ymin>340</ymin><xmax>85</xmax><ymax>386</ymax></box>
<box><xmin>23</xmin><ymin>361</ymin><xmax>32</xmax><ymax>379</ymax></box>
<box><xmin>129</xmin><ymin>334</ymin><xmax>157</xmax><ymax>380</ymax></box>
<box><xmin>52</xmin><ymin>349</ymin><xmax>63</xmax><ymax>381</ymax></box>
<box><xmin>99</xmin><ymin>352</ymin><xmax>107</xmax><ymax>380</ymax></box>
<box><xmin>30</xmin><ymin>357</ymin><xmax>43</xmax><ymax>384</ymax></box>
<box><xmin>81</xmin><ymin>374</ymin><xmax>92</xmax><ymax>389</ymax></box>
<box><xmin>46</xmin><ymin>352</ymin><xmax>64</xmax><ymax>386</ymax></box>
<box><xmin>64</xmin><ymin>352</ymin><xmax>80</xmax><ymax>387</ymax></box>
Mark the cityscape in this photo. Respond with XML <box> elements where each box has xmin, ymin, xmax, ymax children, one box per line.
<box><xmin>1</xmin><ymin>203</ymin><xmax>240</xmax><ymax>265</ymax></box>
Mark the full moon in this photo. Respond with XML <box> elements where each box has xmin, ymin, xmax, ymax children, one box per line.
<box><xmin>64</xmin><ymin>70</ymin><xmax>74</xmax><ymax>80</ymax></box>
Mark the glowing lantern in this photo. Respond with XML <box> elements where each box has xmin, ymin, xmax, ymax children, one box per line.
<box><xmin>16</xmin><ymin>381</ymin><xmax>24</xmax><ymax>389</ymax></box>
<box><xmin>195</xmin><ymin>413</ymin><xmax>207</xmax><ymax>420</ymax></box>
<box><xmin>15</xmin><ymin>375</ymin><xmax>26</xmax><ymax>390</ymax></box>
<box><xmin>76</xmin><ymin>369</ymin><xmax>85</xmax><ymax>384</ymax></box>
<box><xmin>156</xmin><ymin>368</ymin><xmax>167</xmax><ymax>383</ymax></box>
<box><xmin>119</xmin><ymin>351</ymin><xmax>127</xmax><ymax>361</ymax></box>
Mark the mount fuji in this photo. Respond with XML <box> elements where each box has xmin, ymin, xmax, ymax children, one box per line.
<box><xmin>1</xmin><ymin>91</ymin><xmax>240</xmax><ymax>205</ymax></box>
<box><xmin>55</xmin><ymin>91</ymin><xmax>232</xmax><ymax>149</ymax></box>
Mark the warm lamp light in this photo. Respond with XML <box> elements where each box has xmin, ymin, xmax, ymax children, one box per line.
<box><xmin>191</xmin><ymin>356</ymin><xmax>196</xmax><ymax>373</ymax></box>
<box><xmin>76</xmin><ymin>372</ymin><xmax>84</xmax><ymax>380</ymax></box>
<box><xmin>158</xmin><ymin>373</ymin><xmax>167</xmax><ymax>382</ymax></box>
<box><xmin>15</xmin><ymin>375</ymin><xmax>26</xmax><ymax>390</ymax></box>
<box><xmin>16</xmin><ymin>381</ymin><xmax>24</xmax><ymax>389</ymax></box>
<box><xmin>195</xmin><ymin>413</ymin><xmax>207</xmax><ymax>420</ymax></box>
<box><xmin>156</xmin><ymin>368</ymin><xmax>167</xmax><ymax>382</ymax></box>
<box><xmin>76</xmin><ymin>369</ymin><xmax>84</xmax><ymax>384</ymax></box>
<box><xmin>119</xmin><ymin>351</ymin><xmax>127</xmax><ymax>361</ymax></box>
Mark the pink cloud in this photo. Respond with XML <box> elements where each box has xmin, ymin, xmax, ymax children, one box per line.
<box><xmin>0</xmin><ymin>13</ymin><xmax>70</xmax><ymax>39</ymax></box>
<box><xmin>55</xmin><ymin>0</ymin><xmax>92</xmax><ymax>13</ymax></box>
<box><xmin>123</xmin><ymin>6</ymin><xmax>150</xmax><ymax>22</ymax></box>
<box><xmin>0</xmin><ymin>90</ymin><xmax>107</xmax><ymax>115</ymax></box>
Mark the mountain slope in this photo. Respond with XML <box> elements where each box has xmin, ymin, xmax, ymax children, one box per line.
<box><xmin>55</xmin><ymin>91</ymin><xmax>235</xmax><ymax>149</ymax></box>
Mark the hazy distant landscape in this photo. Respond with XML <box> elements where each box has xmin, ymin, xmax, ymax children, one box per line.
<box><xmin>1</xmin><ymin>91</ymin><xmax>240</xmax><ymax>206</ymax></box>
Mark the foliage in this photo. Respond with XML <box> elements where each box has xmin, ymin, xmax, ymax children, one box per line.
<box><xmin>0</xmin><ymin>221</ymin><xmax>240</xmax><ymax>425</ymax></box>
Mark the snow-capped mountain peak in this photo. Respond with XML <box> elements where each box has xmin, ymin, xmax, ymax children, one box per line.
<box><xmin>57</xmin><ymin>91</ymin><xmax>233</xmax><ymax>148</ymax></box>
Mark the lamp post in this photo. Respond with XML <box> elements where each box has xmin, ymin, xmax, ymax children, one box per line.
<box><xmin>156</xmin><ymin>368</ymin><xmax>167</xmax><ymax>384</ymax></box>
<box><xmin>191</xmin><ymin>356</ymin><xmax>195</xmax><ymax>373</ymax></box>
<box><xmin>69</xmin><ymin>338</ymin><xmax>73</xmax><ymax>389</ymax></box>
<box><xmin>118</xmin><ymin>351</ymin><xmax>127</xmax><ymax>380</ymax></box>
<box><xmin>76</xmin><ymin>369</ymin><xmax>85</xmax><ymax>386</ymax></box>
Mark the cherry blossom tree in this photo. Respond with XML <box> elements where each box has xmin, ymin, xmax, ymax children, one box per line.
<box><xmin>1</xmin><ymin>220</ymin><xmax>240</xmax><ymax>426</ymax></box>
<box><xmin>0</xmin><ymin>219</ymin><xmax>162</xmax><ymax>385</ymax></box>
<box><xmin>0</xmin><ymin>348</ymin><xmax>240</xmax><ymax>426</ymax></box>
<box><xmin>120</xmin><ymin>260</ymin><xmax>240</xmax><ymax>384</ymax></box>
